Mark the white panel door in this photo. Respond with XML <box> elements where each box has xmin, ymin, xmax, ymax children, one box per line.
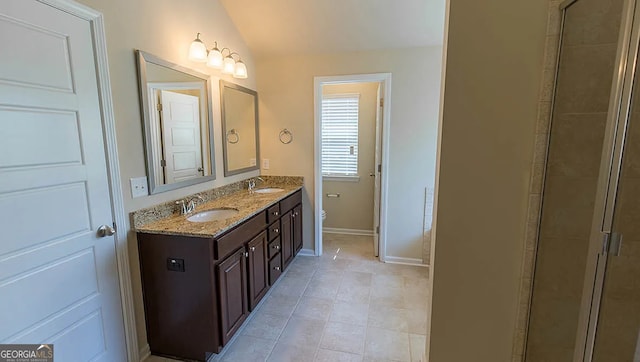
<box><xmin>159</xmin><ymin>90</ymin><xmax>203</xmax><ymax>183</ymax></box>
<box><xmin>0</xmin><ymin>1</ymin><xmax>126</xmax><ymax>361</ymax></box>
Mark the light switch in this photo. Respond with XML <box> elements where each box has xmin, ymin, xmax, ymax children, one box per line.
<box><xmin>130</xmin><ymin>177</ymin><xmax>148</xmax><ymax>198</ymax></box>
<box><xmin>262</xmin><ymin>159</ymin><xmax>270</xmax><ymax>170</ymax></box>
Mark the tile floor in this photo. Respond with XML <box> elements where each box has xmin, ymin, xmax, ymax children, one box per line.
<box><xmin>146</xmin><ymin>233</ymin><xmax>430</xmax><ymax>362</ymax></box>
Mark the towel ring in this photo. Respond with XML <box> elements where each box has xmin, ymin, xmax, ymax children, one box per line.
<box><xmin>226</xmin><ymin>129</ymin><xmax>239</xmax><ymax>144</ymax></box>
<box><xmin>279</xmin><ymin>129</ymin><xmax>293</xmax><ymax>144</ymax></box>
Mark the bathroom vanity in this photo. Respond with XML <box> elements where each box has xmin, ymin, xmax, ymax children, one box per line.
<box><xmin>134</xmin><ymin>183</ymin><xmax>303</xmax><ymax>361</ymax></box>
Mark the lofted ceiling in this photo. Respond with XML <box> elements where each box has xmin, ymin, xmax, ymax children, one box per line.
<box><xmin>219</xmin><ymin>0</ymin><xmax>445</xmax><ymax>58</ymax></box>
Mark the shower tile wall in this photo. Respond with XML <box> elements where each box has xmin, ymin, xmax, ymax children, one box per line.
<box><xmin>524</xmin><ymin>0</ymin><xmax>624</xmax><ymax>360</ymax></box>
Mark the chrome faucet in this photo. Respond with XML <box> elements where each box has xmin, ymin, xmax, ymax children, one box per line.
<box><xmin>176</xmin><ymin>194</ymin><xmax>204</xmax><ymax>215</ymax></box>
<box><xmin>247</xmin><ymin>177</ymin><xmax>265</xmax><ymax>193</ymax></box>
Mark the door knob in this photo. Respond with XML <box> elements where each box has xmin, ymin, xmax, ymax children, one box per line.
<box><xmin>97</xmin><ymin>224</ymin><xmax>116</xmax><ymax>237</ymax></box>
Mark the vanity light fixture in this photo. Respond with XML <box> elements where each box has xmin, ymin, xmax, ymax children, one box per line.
<box><xmin>188</xmin><ymin>33</ymin><xmax>248</xmax><ymax>79</ymax></box>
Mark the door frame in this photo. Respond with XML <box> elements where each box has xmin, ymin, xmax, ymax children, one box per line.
<box><xmin>37</xmin><ymin>0</ymin><xmax>138</xmax><ymax>360</ymax></box>
<box><xmin>313</xmin><ymin>73</ymin><xmax>392</xmax><ymax>260</ymax></box>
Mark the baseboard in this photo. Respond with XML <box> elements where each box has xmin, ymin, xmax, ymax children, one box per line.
<box><xmin>139</xmin><ymin>344</ymin><xmax>150</xmax><ymax>362</ymax></box>
<box><xmin>384</xmin><ymin>256</ymin><xmax>427</xmax><ymax>267</ymax></box>
<box><xmin>322</xmin><ymin>227</ymin><xmax>374</xmax><ymax>236</ymax></box>
<box><xmin>297</xmin><ymin>248</ymin><xmax>316</xmax><ymax>256</ymax></box>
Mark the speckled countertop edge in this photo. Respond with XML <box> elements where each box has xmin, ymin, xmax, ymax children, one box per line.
<box><xmin>132</xmin><ymin>176</ymin><xmax>303</xmax><ymax>238</ymax></box>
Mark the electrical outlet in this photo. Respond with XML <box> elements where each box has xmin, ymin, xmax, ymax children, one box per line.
<box><xmin>166</xmin><ymin>258</ymin><xmax>185</xmax><ymax>272</ymax></box>
<box><xmin>262</xmin><ymin>158</ymin><xmax>270</xmax><ymax>170</ymax></box>
<box><xmin>130</xmin><ymin>177</ymin><xmax>148</xmax><ymax>198</ymax></box>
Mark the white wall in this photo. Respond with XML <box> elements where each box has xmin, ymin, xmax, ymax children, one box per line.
<box><xmin>256</xmin><ymin>47</ymin><xmax>442</xmax><ymax>261</ymax></box>
<box><xmin>428</xmin><ymin>0</ymin><xmax>548</xmax><ymax>359</ymax></box>
<box><xmin>322</xmin><ymin>82</ymin><xmax>378</xmax><ymax>231</ymax></box>
<box><xmin>75</xmin><ymin>0</ymin><xmax>258</xmax><ymax>352</ymax></box>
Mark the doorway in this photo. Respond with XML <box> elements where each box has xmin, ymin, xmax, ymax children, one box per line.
<box><xmin>313</xmin><ymin>73</ymin><xmax>392</xmax><ymax>260</ymax></box>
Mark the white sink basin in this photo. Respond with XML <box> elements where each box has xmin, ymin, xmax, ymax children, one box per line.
<box><xmin>254</xmin><ymin>188</ymin><xmax>285</xmax><ymax>194</ymax></box>
<box><xmin>187</xmin><ymin>208</ymin><xmax>239</xmax><ymax>223</ymax></box>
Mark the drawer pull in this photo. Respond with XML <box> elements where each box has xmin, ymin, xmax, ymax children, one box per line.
<box><xmin>274</xmin><ymin>228</ymin><xmax>279</xmax><ymax>233</ymax></box>
<box><xmin>251</xmin><ymin>246</ymin><xmax>256</xmax><ymax>252</ymax></box>
<box><xmin>273</xmin><ymin>211</ymin><xmax>279</xmax><ymax>216</ymax></box>
<box><xmin>273</xmin><ymin>245</ymin><xmax>280</xmax><ymax>250</ymax></box>
<box><xmin>274</xmin><ymin>266</ymin><xmax>281</xmax><ymax>271</ymax></box>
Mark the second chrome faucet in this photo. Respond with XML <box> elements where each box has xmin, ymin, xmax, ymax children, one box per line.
<box><xmin>176</xmin><ymin>194</ymin><xmax>204</xmax><ymax>215</ymax></box>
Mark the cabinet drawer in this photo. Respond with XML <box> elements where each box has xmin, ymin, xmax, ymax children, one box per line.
<box><xmin>268</xmin><ymin>237</ymin><xmax>282</xmax><ymax>259</ymax></box>
<box><xmin>280</xmin><ymin>190</ymin><xmax>301</xmax><ymax>214</ymax></box>
<box><xmin>268</xmin><ymin>220</ymin><xmax>281</xmax><ymax>241</ymax></box>
<box><xmin>269</xmin><ymin>256</ymin><xmax>282</xmax><ymax>285</ymax></box>
<box><xmin>267</xmin><ymin>204</ymin><xmax>281</xmax><ymax>224</ymax></box>
<box><xmin>215</xmin><ymin>211</ymin><xmax>267</xmax><ymax>260</ymax></box>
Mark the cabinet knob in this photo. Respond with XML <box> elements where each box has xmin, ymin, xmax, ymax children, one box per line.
<box><xmin>274</xmin><ymin>266</ymin><xmax>281</xmax><ymax>271</ymax></box>
<box><xmin>244</xmin><ymin>252</ymin><xmax>249</xmax><ymax>258</ymax></box>
<box><xmin>273</xmin><ymin>245</ymin><xmax>280</xmax><ymax>250</ymax></box>
<box><xmin>251</xmin><ymin>246</ymin><xmax>256</xmax><ymax>252</ymax></box>
<box><xmin>274</xmin><ymin>228</ymin><xmax>279</xmax><ymax>233</ymax></box>
<box><xmin>274</xmin><ymin>211</ymin><xmax>279</xmax><ymax>216</ymax></box>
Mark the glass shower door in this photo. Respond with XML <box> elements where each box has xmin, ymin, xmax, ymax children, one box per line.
<box><xmin>591</xmin><ymin>39</ymin><xmax>640</xmax><ymax>361</ymax></box>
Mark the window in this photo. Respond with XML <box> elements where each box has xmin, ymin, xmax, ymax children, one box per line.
<box><xmin>321</xmin><ymin>94</ymin><xmax>359</xmax><ymax>179</ymax></box>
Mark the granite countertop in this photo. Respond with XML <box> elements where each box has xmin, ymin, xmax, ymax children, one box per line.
<box><xmin>135</xmin><ymin>183</ymin><xmax>302</xmax><ymax>239</ymax></box>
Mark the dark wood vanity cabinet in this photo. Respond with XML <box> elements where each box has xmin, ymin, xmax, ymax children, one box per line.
<box><xmin>217</xmin><ymin>247</ymin><xmax>248</xmax><ymax>345</ymax></box>
<box><xmin>137</xmin><ymin>189</ymin><xmax>304</xmax><ymax>361</ymax></box>
<box><xmin>247</xmin><ymin>231</ymin><xmax>269</xmax><ymax>310</ymax></box>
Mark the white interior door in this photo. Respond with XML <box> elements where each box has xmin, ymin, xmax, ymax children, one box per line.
<box><xmin>0</xmin><ymin>1</ymin><xmax>126</xmax><ymax>361</ymax></box>
<box><xmin>159</xmin><ymin>90</ymin><xmax>203</xmax><ymax>183</ymax></box>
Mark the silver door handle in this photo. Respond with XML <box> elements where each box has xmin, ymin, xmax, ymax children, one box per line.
<box><xmin>97</xmin><ymin>224</ymin><xmax>116</xmax><ymax>237</ymax></box>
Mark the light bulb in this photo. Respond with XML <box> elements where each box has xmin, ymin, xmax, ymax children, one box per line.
<box><xmin>207</xmin><ymin>47</ymin><xmax>223</xmax><ymax>68</ymax></box>
<box><xmin>233</xmin><ymin>60</ymin><xmax>248</xmax><ymax>79</ymax></box>
<box><xmin>188</xmin><ymin>33</ymin><xmax>207</xmax><ymax>62</ymax></box>
<box><xmin>222</xmin><ymin>56</ymin><xmax>236</xmax><ymax>74</ymax></box>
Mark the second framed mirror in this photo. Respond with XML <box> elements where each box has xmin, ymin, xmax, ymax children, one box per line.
<box><xmin>220</xmin><ymin>80</ymin><xmax>260</xmax><ymax>176</ymax></box>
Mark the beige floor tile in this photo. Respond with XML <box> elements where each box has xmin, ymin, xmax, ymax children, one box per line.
<box><xmin>342</xmin><ymin>271</ymin><xmax>373</xmax><ymax>287</ymax></box>
<box><xmin>318</xmin><ymin>257</ymin><xmax>353</xmax><ymax>270</ymax></box>
<box><xmin>312</xmin><ymin>270</ymin><xmax>344</xmax><ymax>283</ymax></box>
<box><xmin>330</xmin><ymin>301</ymin><xmax>369</xmax><ymax>326</ymax></box>
<box><xmin>304</xmin><ymin>278</ymin><xmax>341</xmax><ymax>299</ymax></box>
<box><xmin>320</xmin><ymin>321</ymin><xmax>366</xmax><ymax>354</ymax></box>
<box><xmin>219</xmin><ymin>335</ymin><xmax>276</xmax><ymax>362</ymax></box>
<box><xmin>337</xmin><ymin>284</ymin><xmax>371</xmax><ymax>304</ymax></box>
<box><xmin>267</xmin><ymin>342</ymin><xmax>318</xmax><ymax>362</ymax></box>
<box><xmin>270</xmin><ymin>275</ymin><xmax>309</xmax><ymax>298</ymax></box>
<box><xmin>315</xmin><ymin>348</ymin><xmax>363</xmax><ymax>362</ymax></box>
<box><xmin>278</xmin><ymin>316</ymin><xmax>326</xmax><ymax>348</ymax></box>
<box><xmin>404</xmin><ymin>290</ymin><xmax>428</xmax><ymax>311</ymax></box>
<box><xmin>409</xmin><ymin>333</ymin><xmax>426</xmax><ymax>362</ymax></box>
<box><xmin>406</xmin><ymin>308</ymin><xmax>428</xmax><ymax>335</ymax></box>
<box><xmin>372</xmin><ymin>274</ymin><xmax>405</xmax><ymax>289</ymax></box>
<box><xmin>370</xmin><ymin>286</ymin><xmax>406</xmax><ymax>308</ymax></box>
<box><xmin>241</xmin><ymin>312</ymin><xmax>288</xmax><ymax>340</ymax></box>
<box><xmin>294</xmin><ymin>296</ymin><xmax>334</xmax><ymax>320</ymax></box>
<box><xmin>284</xmin><ymin>263</ymin><xmax>317</xmax><ymax>280</ymax></box>
<box><xmin>368</xmin><ymin>305</ymin><xmax>409</xmax><ymax>332</ymax></box>
<box><xmin>259</xmin><ymin>294</ymin><xmax>300</xmax><ymax>317</ymax></box>
<box><xmin>364</xmin><ymin>327</ymin><xmax>410</xmax><ymax>361</ymax></box>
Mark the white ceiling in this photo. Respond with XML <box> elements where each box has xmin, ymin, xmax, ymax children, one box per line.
<box><xmin>219</xmin><ymin>0</ymin><xmax>445</xmax><ymax>58</ymax></box>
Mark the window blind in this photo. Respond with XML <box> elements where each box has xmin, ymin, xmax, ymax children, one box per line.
<box><xmin>321</xmin><ymin>94</ymin><xmax>359</xmax><ymax>176</ymax></box>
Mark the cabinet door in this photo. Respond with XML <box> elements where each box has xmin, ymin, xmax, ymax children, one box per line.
<box><xmin>247</xmin><ymin>231</ymin><xmax>269</xmax><ymax>311</ymax></box>
<box><xmin>293</xmin><ymin>205</ymin><xmax>302</xmax><ymax>254</ymax></box>
<box><xmin>281</xmin><ymin>210</ymin><xmax>293</xmax><ymax>269</ymax></box>
<box><xmin>217</xmin><ymin>248</ymin><xmax>248</xmax><ymax>345</ymax></box>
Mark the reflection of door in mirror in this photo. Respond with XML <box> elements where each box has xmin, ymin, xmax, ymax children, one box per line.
<box><xmin>146</xmin><ymin>83</ymin><xmax>209</xmax><ymax>185</ymax></box>
<box><xmin>159</xmin><ymin>90</ymin><xmax>202</xmax><ymax>183</ymax></box>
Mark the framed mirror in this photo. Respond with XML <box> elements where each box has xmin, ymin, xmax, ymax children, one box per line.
<box><xmin>136</xmin><ymin>50</ymin><xmax>216</xmax><ymax>194</ymax></box>
<box><xmin>220</xmin><ymin>80</ymin><xmax>260</xmax><ymax>176</ymax></box>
